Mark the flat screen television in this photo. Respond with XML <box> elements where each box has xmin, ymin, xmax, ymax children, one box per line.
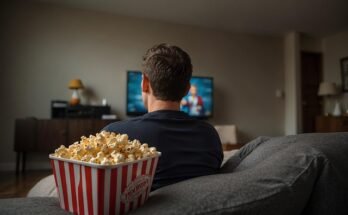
<box><xmin>127</xmin><ymin>71</ymin><xmax>213</xmax><ymax>118</ymax></box>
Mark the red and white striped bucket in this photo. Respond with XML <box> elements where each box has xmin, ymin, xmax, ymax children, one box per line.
<box><xmin>49</xmin><ymin>154</ymin><xmax>160</xmax><ymax>215</ymax></box>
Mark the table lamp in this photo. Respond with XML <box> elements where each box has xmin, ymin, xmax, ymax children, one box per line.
<box><xmin>318</xmin><ymin>82</ymin><xmax>340</xmax><ymax>116</ymax></box>
<box><xmin>68</xmin><ymin>79</ymin><xmax>84</xmax><ymax>106</ymax></box>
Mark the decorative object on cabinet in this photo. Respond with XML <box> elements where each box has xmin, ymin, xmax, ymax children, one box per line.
<box><xmin>318</xmin><ymin>82</ymin><xmax>340</xmax><ymax>116</ymax></box>
<box><xmin>68</xmin><ymin>79</ymin><xmax>84</xmax><ymax>106</ymax></box>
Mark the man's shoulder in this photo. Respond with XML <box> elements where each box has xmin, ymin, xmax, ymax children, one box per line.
<box><xmin>190</xmin><ymin>119</ymin><xmax>220</xmax><ymax>138</ymax></box>
<box><xmin>194</xmin><ymin>119</ymin><xmax>217</xmax><ymax>131</ymax></box>
<box><xmin>103</xmin><ymin>116</ymin><xmax>143</xmax><ymax>131</ymax></box>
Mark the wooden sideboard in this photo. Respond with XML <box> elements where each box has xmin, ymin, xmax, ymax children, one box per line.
<box><xmin>315</xmin><ymin>116</ymin><xmax>348</xmax><ymax>132</ymax></box>
<box><xmin>14</xmin><ymin>118</ymin><xmax>117</xmax><ymax>174</ymax></box>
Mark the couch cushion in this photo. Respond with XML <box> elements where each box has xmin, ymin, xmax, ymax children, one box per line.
<box><xmin>130</xmin><ymin>143</ymin><xmax>328</xmax><ymax>215</ymax></box>
<box><xmin>220</xmin><ymin>136</ymin><xmax>270</xmax><ymax>173</ymax></box>
<box><xmin>0</xmin><ymin>197</ymin><xmax>68</xmax><ymax>215</ymax></box>
<box><xmin>287</xmin><ymin>133</ymin><xmax>348</xmax><ymax>215</ymax></box>
<box><xmin>27</xmin><ymin>175</ymin><xmax>58</xmax><ymax>198</ymax></box>
<box><xmin>218</xmin><ymin>132</ymin><xmax>348</xmax><ymax>215</ymax></box>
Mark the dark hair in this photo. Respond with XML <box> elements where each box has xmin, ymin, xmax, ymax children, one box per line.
<box><xmin>142</xmin><ymin>43</ymin><xmax>193</xmax><ymax>101</ymax></box>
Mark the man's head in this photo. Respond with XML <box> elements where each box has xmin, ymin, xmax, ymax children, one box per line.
<box><xmin>141</xmin><ymin>43</ymin><xmax>192</xmax><ymax>108</ymax></box>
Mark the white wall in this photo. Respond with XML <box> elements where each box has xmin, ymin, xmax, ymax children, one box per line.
<box><xmin>0</xmin><ymin>2</ymin><xmax>284</xmax><ymax>170</ymax></box>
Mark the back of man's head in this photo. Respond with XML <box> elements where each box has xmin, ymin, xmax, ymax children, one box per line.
<box><xmin>142</xmin><ymin>43</ymin><xmax>192</xmax><ymax>102</ymax></box>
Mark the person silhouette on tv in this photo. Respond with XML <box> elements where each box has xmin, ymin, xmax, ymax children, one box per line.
<box><xmin>181</xmin><ymin>85</ymin><xmax>204</xmax><ymax>116</ymax></box>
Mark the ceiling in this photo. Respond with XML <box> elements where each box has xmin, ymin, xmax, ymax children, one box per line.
<box><xmin>36</xmin><ymin>0</ymin><xmax>348</xmax><ymax>36</ymax></box>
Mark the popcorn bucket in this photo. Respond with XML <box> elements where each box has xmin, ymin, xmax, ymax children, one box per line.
<box><xmin>49</xmin><ymin>154</ymin><xmax>160</xmax><ymax>215</ymax></box>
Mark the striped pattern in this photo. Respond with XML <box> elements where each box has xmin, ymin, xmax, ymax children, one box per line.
<box><xmin>50</xmin><ymin>156</ymin><xmax>159</xmax><ymax>215</ymax></box>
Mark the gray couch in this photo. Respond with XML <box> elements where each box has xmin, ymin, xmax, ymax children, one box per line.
<box><xmin>1</xmin><ymin>132</ymin><xmax>348</xmax><ymax>215</ymax></box>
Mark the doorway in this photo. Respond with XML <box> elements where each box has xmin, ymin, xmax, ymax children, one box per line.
<box><xmin>301</xmin><ymin>52</ymin><xmax>323</xmax><ymax>133</ymax></box>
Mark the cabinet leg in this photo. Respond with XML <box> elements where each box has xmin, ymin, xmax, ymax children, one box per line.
<box><xmin>22</xmin><ymin>152</ymin><xmax>26</xmax><ymax>174</ymax></box>
<box><xmin>16</xmin><ymin>152</ymin><xmax>20</xmax><ymax>176</ymax></box>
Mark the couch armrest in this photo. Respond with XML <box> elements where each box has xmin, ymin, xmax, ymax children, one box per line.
<box><xmin>27</xmin><ymin>175</ymin><xmax>57</xmax><ymax>198</ymax></box>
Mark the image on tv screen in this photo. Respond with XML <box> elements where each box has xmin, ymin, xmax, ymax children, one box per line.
<box><xmin>127</xmin><ymin>71</ymin><xmax>147</xmax><ymax>115</ymax></box>
<box><xmin>126</xmin><ymin>71</ymin><xmax>213</xmax><ymax>118</ymax></box>
<box><xmin>181</xmin><ymin>77</ymin><xmax>213</xmax><ymax>117</ymax></box>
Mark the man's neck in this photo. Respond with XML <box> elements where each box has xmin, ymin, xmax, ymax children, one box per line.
<box><xmin>147</xmin><ymin>99</ymin><xmax>180</xmax><ymax>112</ymax></box>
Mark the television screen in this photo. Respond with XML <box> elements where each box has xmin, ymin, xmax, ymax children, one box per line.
<box><xmin>126</xmin><ymin>71</ymin><xmax>213</xmax><ymax>118</ymax></box>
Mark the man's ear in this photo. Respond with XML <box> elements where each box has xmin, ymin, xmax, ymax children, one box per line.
<box><xmin>142</xmin><ymin>74</ymin><xmax>150</xmax><ymax>93</ymax></box>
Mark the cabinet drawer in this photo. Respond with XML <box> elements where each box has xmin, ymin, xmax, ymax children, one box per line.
<box><xmin>316</xmin><ymin>116</ymin><xmax>348</xmax><ymax>132</ymax></box>
<box><xmin>338</xmin><ymin>118</ymin><xmax>348</xmax><ymax>131</ymax></box>
<box><xmin>68</xmin><ymin>119</ymin><xmax>95</xmax><ymax>145</ymax></box>
<box><xmin>37</xmin><ymin>119</ymin><xmax>67</xmax><ymax>152</ymax></box>
<box><xmin>15</xmin><ymin>119</ymin><xmax>119</xmax><ymax>153</ymax></box>
<box><xmin>14</xmin><ymin>119</ymin><xmax>37</xmax><ymax>151</ymax></box>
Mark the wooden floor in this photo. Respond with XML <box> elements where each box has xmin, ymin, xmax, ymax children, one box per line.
<box><xmin>0</xmin><ymin>170</ymin><xmax>51</xmax><ymax>198</ymax></box>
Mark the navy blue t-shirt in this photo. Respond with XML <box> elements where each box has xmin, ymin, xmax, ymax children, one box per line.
<box><xmin>103</xmin><ymin>110</ymin><xmax>223</xmax><ymax>190</ymax></box>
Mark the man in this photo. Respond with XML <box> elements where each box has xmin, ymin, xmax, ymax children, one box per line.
<box><xmin>104</xmin><ymin>43</ymin><xmax>223</xmax><ymax>191</ymax></box>
<box><xmin>181</xmin><ymin>85</ymin><xmax>204</xmax><ymax>116</ymax></box>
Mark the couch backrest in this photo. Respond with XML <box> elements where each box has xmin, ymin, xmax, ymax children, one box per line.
<box><xmin>132</xmin><ymin>133</ymin><xmax>348</xmax><ymax>215</ymax></box>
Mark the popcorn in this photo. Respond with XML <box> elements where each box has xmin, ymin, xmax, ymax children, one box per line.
<box><xmin>100</xmin><ymin>157</ymin><xmax>112</xmax><ymax>165</ymax></box>
<box><xmin>124</xmin><ymin>145</ymin><xmax>135</xmax><ymax>154</ymax></box>
<box><xmin>149</xmin><ymin>147</ymin><xmax>157</xmax><ymax>154</ymax></box>
<box><xmin>127</xmin><ymin>154</ymin><xmax>135</xmax><ymax>162</ymax></box>
<box><xmin>100</xmin><ymin>144</ymin><xmax>109</xmax><ymax>154</ymax></box>
<box><xmin>111</xmin><ymin>152</ymin><xmax>125</xmax><ymax>164</ymax></box>
<box><xmin>53</xmin><ymin>132</ymin><xmax>159</xmax><ymax>165</ymax></box>
<box><xmin>96</xmin><ymin>152</ymin><xmax>105</xmax><ymax>159</ymax></box>
<box><xmin>140</xmin><ymin>144</ymin><xmax>149</xmax><ymax>152</ymax></box>
<box><xmin>117</xmin><ymin>134</ymin><xmax>128</xmax><ymax>144</ymax></box>
<box><xmin>90</xmin><ymin>157</ymin><xmax>100</xmax><ymax>164</ymax></box>
<box><xmin>55</xmin><ymin>145</ymin><xmax>67</xmax><ymax>154</ymax></box>
<box><xmin>81</xmin><ymin>154</ymin><xmax>93</xmax><ymax>162</ymax></box>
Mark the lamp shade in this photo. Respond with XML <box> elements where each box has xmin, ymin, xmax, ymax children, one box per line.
<box><xmin>318</xmin><ymin>82</ymin><xmax>337</xmax><ymax>96</ymax></box>
<box><xmin>68</xmin><ymin>79</ymin><xmax>84</xmax><ymax>89</ymax></box>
